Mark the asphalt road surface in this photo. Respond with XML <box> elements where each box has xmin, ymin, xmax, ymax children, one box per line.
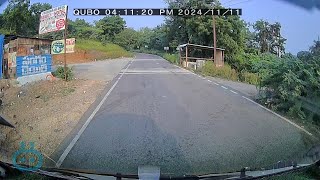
<box><xmin>56</xmin><ymin>53</ymin><xmax>313</xmax><ymax>176</ymax></box>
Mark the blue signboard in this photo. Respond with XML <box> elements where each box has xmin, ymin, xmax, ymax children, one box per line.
<box><xmin>16</xmin><ymin>55</ymin><xmax>52</xmax><ymax>77</ymax></box>
<box><xmin>0</xmin><ymin>34</ymin><xmax>4</xmax><ymax>79</ymax></box>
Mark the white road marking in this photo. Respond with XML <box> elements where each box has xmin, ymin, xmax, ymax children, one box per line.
<box><xmin>213</xmin><ymin>82</ymin><xmax>219</xmax><ymax>85</ymax></box>
<box><xmin>56</xmin><ymin>61</ymin><xmax>132</xmax><ymax>167</ymax></box>
<box><xmin>122</xmin><ymin>73</ymin><xmax>191</xmax><ymax>75</ymax></box>
<box><xmin>207</xmin><ymin>80</ymin><xmax>212</xmax><ymax>82</ymax></box>
<box><xmin>241</xmin><ymin>96</ymin><xmax>312</xmax><ymax>136</ymax></box>
<box><xmin>230</xmin><ymin>90</ymin><xmax>238</xmax><ymax>94</ymax></box>
<box><xmin>132</xmin><ymin>59</ymin><xmax>162</xmax><ymax>62</ymax></box>
<box><xmin>221</xmin><ymin>86</ymin><xmax>228</xmax><ymax>89</ymax></box>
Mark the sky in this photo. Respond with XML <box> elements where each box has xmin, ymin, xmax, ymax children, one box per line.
<box><xmin>1</xmin><ymin>0</ymin><xmax>320</xmax><ymax>54</ymax></box>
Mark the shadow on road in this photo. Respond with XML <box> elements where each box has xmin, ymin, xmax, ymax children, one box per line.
<box><xmin>61</xmin><ymin>113</ymin><xmax>192</xmax><ymax>176</ymax></box>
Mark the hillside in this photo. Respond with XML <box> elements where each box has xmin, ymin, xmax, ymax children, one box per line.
<box><xmin>52</xmin><ymin>39</ymin><xmax>133</xmax><ymax>65</ymax></box>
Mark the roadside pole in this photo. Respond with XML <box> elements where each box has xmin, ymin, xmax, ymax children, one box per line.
<box><xmin>212</xmin><ymin>15</ymin><xmax>217</xmax><ymax>67</ymax></box>
<box><xmin>63</xmin><ymin>6</ymin><xmax>68</xmax><ymax>81</ymax></box>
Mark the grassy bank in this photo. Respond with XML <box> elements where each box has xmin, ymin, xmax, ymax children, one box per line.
<box><xmin>163</xmin><ymin>53</ymin><xmax>179</xmax><ymax>64</ymax></box>
<box><xmin>161</xmin><ymin>53</ymin><xmax>259</xmax><ymax>85</ymax></box>
<box><xmin>76</xmin><ymin>39</ymin><xmax>133</xmax><ymax>59</ymax></box>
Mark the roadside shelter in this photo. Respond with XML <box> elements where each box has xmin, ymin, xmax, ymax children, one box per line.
<box><xmin>177</xmin><ymin>43</ymin><xmax>225</xmax><ymax>69</ymax></box>
<box><xmin>2</xmin><ymin>35</ymin><xmax>53</xmax><ymax>80</ymax></box>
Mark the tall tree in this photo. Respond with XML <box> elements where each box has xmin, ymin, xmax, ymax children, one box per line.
<box><xmin>95</xmin><ymin>16</ymin><xmax>126</xmax><ymax>41</ymax></box>
<box><xmin>2</xmin><ymin>0</ymin><xmax>32</xmax><ymax>35</ymax></box>
<box><xmin>252</xmin><ymin>20</ymin><xmax>286</xmax><ymax>56</ymax></box>
<box><xmin>114</xmin><ymin>28</ymin><xmax>139</xmax><ymax>50</ymax></box>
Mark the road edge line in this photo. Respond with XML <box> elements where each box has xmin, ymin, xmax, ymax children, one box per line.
<box><xmin>241</xmin><ymin>96</ymin><xmax>313</xmax><ymax>136</ymax></box>
<box><xmin>55</xmin><ymin>61</ymin><xmax>132</xmax><ymax>167</ymax></box>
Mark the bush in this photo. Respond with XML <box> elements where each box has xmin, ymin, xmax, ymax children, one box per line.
<box><xmin>201</xmin><ymin>61</ymin><xmax>238</xmax><ymax>81</ymax></box>
<box><xmin>163</xmin><ymin>53</ymin><xmax>179</xmax><ymax>64</ymax></box>
<box><xmin>240</xmin><ymin>72</ymin><xmax>260</xmax><ymax>85</ymax></box>
<box><xmin>52</xmin><ymin>66</ymin><xmax>74</xmax><ymax>81</ymax></box>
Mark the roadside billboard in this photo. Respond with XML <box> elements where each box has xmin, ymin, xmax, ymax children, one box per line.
<box><xmin>39</xmin><ymin>5</ymin><xmax>68</xmax><ymax>34</ymax></box>
<box><xmin>16</xmin><ymin>55</ymin><xmax>52</xmax><ymax>77</ymax></box>
<box><xmin>51</xmin><ymin>38</ymin><xmax>75</xmax><ymax>54</ymax></box>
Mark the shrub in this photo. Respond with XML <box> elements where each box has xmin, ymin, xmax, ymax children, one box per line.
<box><xmin>52</xmin><ymin>66</ymin><xmax>74</xmax><ymax>81</ymax></box>
<box><xmin>201</xmin><ymin>61</ymin><xmax>238</xmax><ymax>81</ymax></box>
<box><xmin>240</xmin><ymin>72</ymin><xmax>260</xmax><ymax>85</ymax></box>
<box><xmin>163</xmin><ymin>53</ymin><xmax>179</xmax><ymax>64</ymax></box>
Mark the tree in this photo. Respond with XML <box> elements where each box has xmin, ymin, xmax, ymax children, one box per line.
<box><xmin>67</xmin><ymin>18</ymin><xmax>102</xmax><ymax>40</ymax></box>
<box><xmin>29</xmin><ymin>2</ymin><xmax>52</xmax><ymax>35</ymax></box>
<box><xmin>136</xmin><ymin>27</ymin><xmax>154</xmax><ymax>49</ymax></box>
<box><xmin>297</xmin><ymin>51</ymin><xmax>312</xmax><ymax>62</ymax></box>
<box><xmin>95</xmin><ymin>16</ymin><xmax>126</xmax><ymax>41</ymax></box>
<box><xmin>2</xmin><ymin>0</ymin><xmax>32</xmax><ymax>35</ymax></box>
<box><xmin>252</xmin><ymin>20</ymin><xmax>286</xmax><ymax>56</ymax></box>
<box><xmin>114</xmin><ymin>28</ymin><xmax>139</xmax><ymax>50</ymax></box>
<box><xmin>310</xmin><ymin>39</ymin><xmax>320</xmax><ymax>56</ymax></box>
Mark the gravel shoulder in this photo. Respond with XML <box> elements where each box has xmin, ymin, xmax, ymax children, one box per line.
<box><xmin>0</xmin><ymin>59</ymin><xmax>129</xmax><ymax>164</ymax></box>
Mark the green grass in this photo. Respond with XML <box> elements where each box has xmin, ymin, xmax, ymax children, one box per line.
<box><xmin>76</xmin><ymin>39</ymin><xmax>133</xmax><ymax>59</ymax></box>
<box><xmin>201</xmin><ymin>61</ymin><xmax>239</xmax><ymax>81</ymax></box>
<box><xmin>163</xmin><ymin>53</ymin><xmax>179</xmax><ymax>64</ymax></box>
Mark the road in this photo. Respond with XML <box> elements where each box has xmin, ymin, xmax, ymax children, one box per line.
<box><xmin>55</xmin><ymin>53</ymin><xmax>312</xmax><ymax>176</ymax></box>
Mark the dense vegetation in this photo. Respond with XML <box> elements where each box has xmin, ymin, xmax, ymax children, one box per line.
<box><xmin>76</xmin><ymin>39</ymin><xmax>133</xmax><ymax>59</ymax></box>
<box><xmin>0</xmin><ymin>0</ymin><xmax>319</xmax><ymax>126</ymax></box>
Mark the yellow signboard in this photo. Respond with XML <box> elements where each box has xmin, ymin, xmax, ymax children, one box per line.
<box><xmin>51</xmin><ymin>38</ymin><xmax>75</xmax><ymax>54</ymax></box>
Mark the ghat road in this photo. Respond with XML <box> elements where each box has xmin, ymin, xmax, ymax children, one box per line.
<box><xmin>55</xmin><ymin>53</ymin><xmax>313</xmax><ymax>176</ymax></box>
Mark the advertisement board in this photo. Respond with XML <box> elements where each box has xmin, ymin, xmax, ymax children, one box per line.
<box><xmin>51</xmin><ymin>38</ymin><xmax>75</xmax><ymax>54</ymax></box>
<box><xmin>39</xmin><ymin>5</ymin><xmax>68</xmax><ymax>34</ymax></box>
<box><xmin>16</xmin><ymin>55</ymin><xmax>52</xmax><ymax>77</ymax></box>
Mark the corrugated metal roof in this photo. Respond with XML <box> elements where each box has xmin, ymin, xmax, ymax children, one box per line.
<box><xmin>177</xmin><ymin>43</ymin><xmax>225</xmax><ymax>51</ymax></box>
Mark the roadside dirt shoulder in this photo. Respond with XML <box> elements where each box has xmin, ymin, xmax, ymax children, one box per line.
<box><xmin>0</xmin><ymin>59</ymin><xmax>130</xmax><ymax>164</ymax></box>
<box><xmin>0</xmin><ymin>79</ymin><xmax>106</xmax><ymax>163</ymax></box>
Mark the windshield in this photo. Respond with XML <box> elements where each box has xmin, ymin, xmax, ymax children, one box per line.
<box><xmin>0</xmin><ymin>0</ymin><xmax>320</xmax><ymax>178</ymax></box>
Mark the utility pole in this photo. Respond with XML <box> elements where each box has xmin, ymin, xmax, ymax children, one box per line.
<box><xmin>213</xmin><ymin>15</ymin><xmax>217</xmax><ymax>66</ymax></box>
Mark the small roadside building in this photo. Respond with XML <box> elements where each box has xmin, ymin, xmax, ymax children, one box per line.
<box><xmin>177</xmin><ymin>43</ymin><xmax>225</xmax><ymax>69</ymax></box>
<box><xmin>1</xmin><ymin>35</ymin><xmax>53</xmax><ymax>84</ymax></box>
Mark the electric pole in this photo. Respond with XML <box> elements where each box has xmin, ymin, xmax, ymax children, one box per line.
<box><xmin>213</xmin><ymin>15</ymin><xmax>217</xmax><ymax>66</ymax></box>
